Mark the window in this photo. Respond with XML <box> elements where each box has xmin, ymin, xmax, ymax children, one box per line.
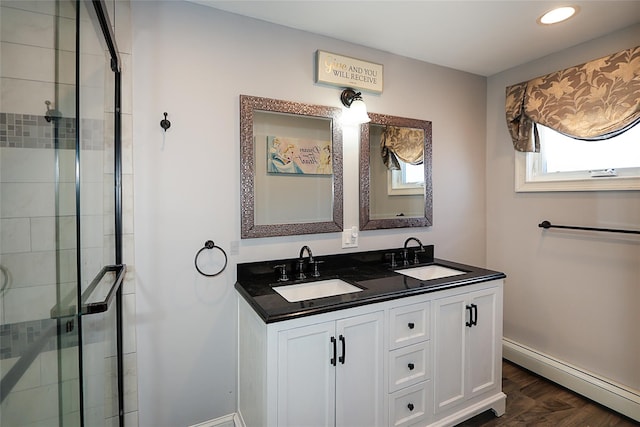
<box><xmin>515</xmin><ymin>123</ymin><xmax>640</xmax><ymax>192</ymax></box>
<box><xmin>388</xmin><ymin>162</ymin><xmax>424</xmax><ymax>195</ymax></box>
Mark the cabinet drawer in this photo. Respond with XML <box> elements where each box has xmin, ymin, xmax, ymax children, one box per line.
<box><xmin>389</xmin><ymin>381</ymin><xmax>430</xmax><ymax>427</ymax></box>
<box><xmin>389</xmin><ymin>302</ymin><xmax>430</xmax><ymax>349</ymax></box>
<box><xmin>389</xmin><ymin>341</ymin><xmax>430</xmax><ymax>393</ymax></box>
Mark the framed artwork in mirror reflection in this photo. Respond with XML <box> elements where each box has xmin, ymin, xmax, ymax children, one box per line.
<box><xmin>266</xmin><ymin>135</ymin><xmax>333</xmax><ymax>175</ymax></box>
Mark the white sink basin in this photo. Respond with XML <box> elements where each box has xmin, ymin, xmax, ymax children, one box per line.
<box><xmin>273</xmin><ymin>279</ymin><xmax>363</xmax><ymax>302</ymax></box>
<box><xmin>396</xmin><ymin>265</ymin><xmax>466</xmax><ymax>281</ymax></box>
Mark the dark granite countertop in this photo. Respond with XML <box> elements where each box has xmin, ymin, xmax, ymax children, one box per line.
<box><xmin>235</xmin><ymin>246</ymin><xmax>506</xmax><ymax>323</ymax></box>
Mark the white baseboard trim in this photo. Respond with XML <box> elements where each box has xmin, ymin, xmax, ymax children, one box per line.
<box><xmin>189</xmin><ymin>413</ymin><xmax>243</xmax><ymax>427</ymax></box>
<box><xmin>503</xmin><ymin>338</ymin><xmax>640</xmax><ymax>422</ymax></box>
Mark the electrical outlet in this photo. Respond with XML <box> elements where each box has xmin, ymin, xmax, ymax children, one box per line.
<box><xmin>342</xmin><ymin>226</ymin><xmax>359</xmax><ymax>248</ymax></box>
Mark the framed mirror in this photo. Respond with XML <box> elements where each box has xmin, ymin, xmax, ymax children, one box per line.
<box><xmin>240</xmin><ymin>95</ymin><xmax>343</xmax><ymax>238</ymax></box>
<box><xmin>359</xmin><ymin>112</ymin><xmax>432</xmax><ymax>230</ymax></box>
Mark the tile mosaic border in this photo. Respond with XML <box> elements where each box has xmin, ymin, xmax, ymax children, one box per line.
<box><xmin>0</xmin><ymin>112</ymin><xmax>105</xmax><ymax>150</ymax></box>
<box><xmin>0</xmin><ymin>317</ymin><xmax>100</xmax><ymax>360</ymax></box>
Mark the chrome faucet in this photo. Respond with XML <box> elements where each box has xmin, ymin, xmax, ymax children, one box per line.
<box><xmin>403</xmin><ymin>237</ymin><xmax>425</xmax><ymax>265</ymax></box>
<box><xmin>297</xmin><ymin>245</ymin><xmax>315</xmax><ymax>279</ymax></box>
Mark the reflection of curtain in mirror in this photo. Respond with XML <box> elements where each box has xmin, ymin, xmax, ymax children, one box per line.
<box><xmin>380</xmin><ymin>126</ymin><xmax>424</xmax><ymax>169</ymax></box>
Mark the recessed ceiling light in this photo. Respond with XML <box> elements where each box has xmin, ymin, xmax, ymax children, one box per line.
<box><xmin>538</xmin><ymin>6</ymin><xmax>579</xmax><ymax>25</ymax></box>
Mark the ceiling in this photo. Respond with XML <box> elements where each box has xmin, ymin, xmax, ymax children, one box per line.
<box><xmin>190</xmin><ymin>1</ymin><xmax>640</xmax><ymax>76</ymax></box>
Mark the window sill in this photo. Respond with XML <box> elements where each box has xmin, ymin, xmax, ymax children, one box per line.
<box><xmin>514</xmin><ymin>152</ymin><xmax>640</xmax><ymax>192</ymax></box>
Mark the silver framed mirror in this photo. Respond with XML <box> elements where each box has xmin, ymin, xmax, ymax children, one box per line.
<box><xmin>359</xmin><ymin>112</ymin><xmax>432</xmax><ymax>230</ymax></box>
<box><xmin>240</xmin><ymin>95</ymin><xmax>343</xmax><ymax>238</ymax></box>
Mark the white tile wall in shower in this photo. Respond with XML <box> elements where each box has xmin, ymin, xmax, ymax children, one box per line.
<box><xmin>0</xmin><ymin>218</ymin><xmax>31</xmax><ymax>253</ymax></box>
<box><xmin>0</xmin><ymin>183</ymin><xmax>55</xmax><ymax>218</ymax></box>
<box><xmin>121</xmin><ymin>234</ymin><xmax>136</xmax><ymax>295</ymax></box>
<box><xmin>55</xmin><ymin>83</ymin><xmax>78</xmax><ymax>118</ymax></box>
<box><xmin>80</xmin><ymin>53</ymin><xmax>109</xmax><ymax>88</ymax></box>
<box><xmin>0</xmin><ymin>43</ymin><xmax>55</xmax><ymax>83</ymax></box>
<box><xmin>122</xmin><ymin>174</ymin><xmax>135</xmax><ymax>235</ymax></box>
<box><xmin>80</xmin><ymin>215</ymin><xmax>105</xmax><ymax>249</ymax></box>
<box><xmin>30</xmin><ymin>215</ymin><xmax>77</xmax><ymax>252</ymax></box>
<box><xmin>0</xmin><ymin>78</ymin><xmax>56</xmax><ymax>116</ymax></box>
<box><xmin>1</xmin><ymin>382</ymin><xmax>60</xmax><ymax>426</ymax></box>
<box><xmin>59</xmin><ymin>149</ymin><xmax>76</xmax><ymax>183</ymax></box>
<box><xmin>80</xmin><ymin>86</ymin><xmax>109</xmax><ymax>120</ymax></box>
<box><xmin>80</xmin><ymin>247</ymin><xmax>106</xmax><ymax>285</ymax></box>
<box><xmin>0</xmin><ymin>355</ymin><xmax>42</xmax><ymax>392</ymax></box>
<box><xmin>1</xmin><ymin>251</ymin><xmax>56</xmax><ymax>287</ymax></box>
<box><xmin>121</xmin><ymin>114</ymin><xmax>133</xmax><ymax>174</ymax></box>
<box><xmin>123</xmin><ymin>352</ymin><xmax>139</xmax><ymax>412</ymax></box>
<box><xmin>57</xmin><ymin>49</ymin><xmax>76</xmax><ymax>86</ymax></box>
<box><xmin>0</xmin><ymin>2</ymin><xmax>75</xmax><ymax>50</ymax></box>
<box><xmin>0</xmin><ymin>148</ymin><xmax>55</xmax><ymax>183</ymax></box>
<box><xmin>2</xmin><ymin>285</ymin><xmax>56</xmax><ymax>323</ymax></box>
<box><xmin>81</xmin><ymin>151</ymin><xmax>106</xmax><ymax>183</ymax></box>
<box><xmin>60</xmin><ymin>376</ymin><xmax>81</xmax><ymax>414</ymax></box>
<box><xmin>122</xmin><ymin>293</ymin><xmax>137</xmax><ymax>355</ymax></box>
<box><xmin>0</xmin><ymin>6</ymin><xmax>55</xmax><ymax>48</ymax></box>
<box><xmin>40</xmin><ymin>346</ymin><xmax>79</xmax><ymax>385</ymax></box>
<box><xmin>103</xmin><ymin>177</ymin><xmax>116</xmax><ymax>236</ymax></box>
<box><xmin>119</xmin><ymin>54</ymin><xmax>133</xmax><ymax>115</ymax></box>
<box><xmin>29</xmin><ymin>217</ymin><xmax>56</xmax><ymax>252</ymax></box>
<box><xmin>58</xmin><ymin>182</ymin><xmax>77</xmax><ymax>216</ymax></box>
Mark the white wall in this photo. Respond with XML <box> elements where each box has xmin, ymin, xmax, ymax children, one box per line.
<box><xmin>131</xmin><ymin>2</ymin><xmax>487</xmax><ymax>425</ymax></box>
<box><xmin>487</xmin><ymin>25</ymin><xmax>640</xmax><ymax>390</ymax></box>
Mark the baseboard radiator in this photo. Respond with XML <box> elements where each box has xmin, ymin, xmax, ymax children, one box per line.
<box><xmin>503</xmin><ymin>338</ymin><xmax>640</xmax><ymax>422</ymax></box>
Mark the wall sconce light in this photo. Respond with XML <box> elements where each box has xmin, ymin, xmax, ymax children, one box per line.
<box><xmin>340</xmin><ymin>88</ymin><xmax>371</xmax><ymax>125</ymax></box>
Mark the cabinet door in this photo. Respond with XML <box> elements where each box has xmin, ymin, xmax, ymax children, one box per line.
<box><xmin>278</xmin><ymin>322</ymin><xmax>336</xmax><ymax>427</ymax></box>
<box><xmin>335</xmin><ymin>311</ymin><xmax>384</xmax><ymax>427</ymax></box>
<box><xmin>466</xmin><ymin>287</ymin><xmax>498</xmax><ymax>398</ymax></box>
<box><xmin>433</xmin><ymin>294</ymin><xmax>466</xmax><ymax>413</ymax></box>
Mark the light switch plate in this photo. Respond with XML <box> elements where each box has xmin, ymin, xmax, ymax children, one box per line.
<box><xmin>342</xmin><ymin>226</ymin><xmax>358</xmax><ymax>248</ymax></box>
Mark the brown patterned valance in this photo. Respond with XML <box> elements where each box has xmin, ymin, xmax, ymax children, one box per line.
<box><xmin>506</xmin><ymin>46</ymin><xmax>640</xmax><ymax>152</ymax></box>
<box><xmin>381</xmin><ymin>125</ymin><xmax>424</xmax><ymax>169</ymax></box>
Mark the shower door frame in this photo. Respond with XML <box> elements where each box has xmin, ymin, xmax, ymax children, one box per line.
<box><xmin>75</xmin><ymin>1</ymin><xmax>125</xmax><ymax>426</ymax></box>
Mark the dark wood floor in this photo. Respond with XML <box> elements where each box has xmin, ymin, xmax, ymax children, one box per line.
<box><xmin>456</xmin><ymin>360</ymin><xmax>639</xmax><ymax>426</ymax></box>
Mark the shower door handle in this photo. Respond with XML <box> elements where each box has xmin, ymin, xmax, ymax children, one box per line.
<box><xmin>80</xmin><ymin>264</ymin><xmax>127</xmax><ymax>315</ymax></box>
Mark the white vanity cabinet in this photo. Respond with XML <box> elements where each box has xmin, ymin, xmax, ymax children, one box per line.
<box><xmin>238</xmin><ymin>299</ymin><xmax>384</xmax><ymax>427</ymax></box>
<box><xmin>432</xmin><ymin>285</ymin><xmax>504</xmax><ymax>423</ymax></box>
<box><xmin>237</xmin><ymin>278</ymin><xmax>505</xmax><ymax>427</ymax></box>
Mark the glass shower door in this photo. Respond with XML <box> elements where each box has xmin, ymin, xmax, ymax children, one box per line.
<box><xmin>0</xmin><ymin>1</ymin><xmax>123</xmax><ymax>425</ymax></box>
<box><xmin>0</xmin><ymin>1</ymin><xmax>81</xmax><ymax>426</ymax></box>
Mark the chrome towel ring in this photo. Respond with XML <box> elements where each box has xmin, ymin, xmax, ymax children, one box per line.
<box><xmin>194</xmin><ymin>240</ymin><xmax>227</xmax><ymax>277</ymax></box>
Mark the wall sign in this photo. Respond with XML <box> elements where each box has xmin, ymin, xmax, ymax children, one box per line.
<box><xmin>316</xmin><ymin>50</ymin><xmax>383</xmax><ymax>94</ymax></box>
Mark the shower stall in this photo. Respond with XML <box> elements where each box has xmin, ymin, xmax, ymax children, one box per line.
<box><xmin>0</xmin><ymin>1</ymin><xmax>125</xmax><ymax>425</ymax></box>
